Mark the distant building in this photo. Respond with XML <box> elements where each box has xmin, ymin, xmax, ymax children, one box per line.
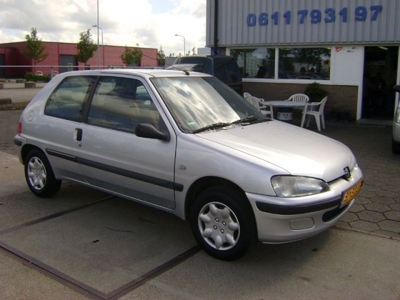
<box><xmin>197</xmin><ymin>48</ymin><xmax>211</xmax><ymax>55</ymax></box>
<box><xmin>0</xmin><ymin>41</ymin><xmax>158</xmax><ymax>78</ymax></box>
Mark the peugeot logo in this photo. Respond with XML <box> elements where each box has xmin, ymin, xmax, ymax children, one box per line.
<box><xmin>343</xmin><ymin>166</ymin><xmax>351</xmax><ymax>180</ymax></box>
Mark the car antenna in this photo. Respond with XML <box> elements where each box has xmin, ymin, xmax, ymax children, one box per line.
<box><xmin>166</xmin><ymin>66</ymin><xmax>190</xmax><ymax>76</ymax></box>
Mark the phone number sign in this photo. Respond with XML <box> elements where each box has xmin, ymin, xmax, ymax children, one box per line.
<box><xmin>247</xmin><ymin>5</ymin><xmax>383</xmax><ymax>27</ymax></box>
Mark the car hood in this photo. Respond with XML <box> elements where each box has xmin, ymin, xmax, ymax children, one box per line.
<box><xmin>197</xmin><ymin>121</ymin><xmax>356</xmax><ymax>181</ymax></box>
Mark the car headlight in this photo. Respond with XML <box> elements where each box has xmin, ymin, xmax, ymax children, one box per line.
<box><xmin>271</xmin><ymin>176</ymin><xmax>330</xmax><ymax>198</ymax></box>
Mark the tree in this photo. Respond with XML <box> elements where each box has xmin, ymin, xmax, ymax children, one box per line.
<box><xmin>190</xmin><ymin>47</ymin><xmax>197</xmax><ymax>56</ymax></box>
<box><xmin>76</xmin><ymin>29</ymin><xmax>98</xmax><ymax>67</ymax></box>
<box><xmin>121</xmin><ymin>44</ymin><xmax>143</xmax><ymax>67</ymax></box>
<box><xmin>21</xmin><ymin>28</ymin><xmax>49</xmax><ymax>65</ymax></box>
<box><xmin>157</xmin><ymin>46</ymin><xmax>166</xmax><ymax>66</ymax></box>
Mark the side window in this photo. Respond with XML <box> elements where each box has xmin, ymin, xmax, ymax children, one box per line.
<box><xmin>45</xmin><ymin>76</ymin><xmax>95</xmax><ymax>122</ymax></box>
<box><xmin>214</xmin><ymin>63</ymin><xmax>229</xmax><ymax>83</ymax></box>
<box><xmin>203</xmin><ymin>58</ymin><xmax>213</xmax><ymax>75</ymax></box>
<box><xmin>226</xmin><ymin>59</ymin><xmax>242</xmax><ymax>83</ymax></box>
<box><xmin>88</xmin><ymin>77</ymin><xmax>162</xmax><ymax>133</ymax></box>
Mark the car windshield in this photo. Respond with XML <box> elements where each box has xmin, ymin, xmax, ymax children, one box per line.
<box><xmin>151</xmin><ymin>76</ymin><xmax>266</xmax><ymax>133</ymax></box>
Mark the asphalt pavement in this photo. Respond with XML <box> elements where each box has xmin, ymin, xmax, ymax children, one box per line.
<box><xmin>0</xmin><ymin>109</ymin><xmax>399</xmax><ymax>299</ymax></box>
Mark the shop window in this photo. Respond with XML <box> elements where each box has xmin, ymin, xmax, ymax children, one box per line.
<box><xmin>230</xmin><ymin>48</ymin><xmax>275</xmax><ymax>79</ymax></box>
<box><xmin>230</xmin><ymin>47</ymin><xmax>331</xmax><ymax>80</ymax></box>
<box><xmin>278</xmin><ymin>48</ymin><xmax>331</xmax><ymax>80</ymax></box>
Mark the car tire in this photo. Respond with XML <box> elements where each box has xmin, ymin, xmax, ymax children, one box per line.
<box><xmin>392</xmin><ymin>139</ymin><xmax>400</xmax><ymax>154</ymax></box>
<box><xmin>190</xmin><ymin>186</ymin><xmax>257</xmax><ymax>261</ymax></box>
<box><xmin>24</xmin><ymin>149</ymin><xmax>62</xmax><ymax>197</ymax></box>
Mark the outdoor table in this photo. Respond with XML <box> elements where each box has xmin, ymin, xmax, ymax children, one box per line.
<box><xmin>264</xmin><ymin>100</ymin><xmax>308</xmax><ymax>122</ymax></box>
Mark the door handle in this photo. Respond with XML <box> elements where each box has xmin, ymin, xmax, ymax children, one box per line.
<box><xmin>75</xmin><ymin>128</ymin><xmax>83</xmax><ymax>142</ymax></box>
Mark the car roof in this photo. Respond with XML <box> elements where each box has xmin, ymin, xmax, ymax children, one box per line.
<box><xmin>56</xmin><ymin>68</ymin><xmax>211</xmax><ymax>79</ymax></box>
<box><xmin>167</xmin><ymin>64</ymin><xmax>204</xmax><ymax>71</ymax></box>
<box><xmin>175</xmin><ymin>55</ymin><xmax>235</xmax><ymax>62</ymax></box>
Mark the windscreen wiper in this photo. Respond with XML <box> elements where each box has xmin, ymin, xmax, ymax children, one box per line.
<box><xmin>193</xmin><ymin>116</ymin><xmax>271</xmax><ymax>133</ymax></box>
<box><xmin>192</xmin><ymin>122</ymin><xmax>233</xmax><ymax>133</ymax></box>
<box><xmin>232</xmin><ymin>116</ymin><xmax>271</xmax><ymax>125</ymax></box>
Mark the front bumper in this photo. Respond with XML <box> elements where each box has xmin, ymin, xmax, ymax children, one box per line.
<box><xmin>246</xmin><ymin>165</ymin><xmax>363</xmax><ymax>243</ymax></box>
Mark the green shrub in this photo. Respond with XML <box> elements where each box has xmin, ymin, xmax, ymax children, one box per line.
<box><xmin>304</xmin><ymin>82</ymin><xmax>328</xmax><ymax>102</ymax></box>
<box><xmin>24</xmin><ymin>72</ymin><xmax>50</xmax><ymax>82</ymax></box>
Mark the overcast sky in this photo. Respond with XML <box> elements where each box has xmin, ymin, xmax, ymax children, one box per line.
<box><xmin>0</xmin><ymin>0</ymin><xmax>207</xmax><ymax>56</ymax></box>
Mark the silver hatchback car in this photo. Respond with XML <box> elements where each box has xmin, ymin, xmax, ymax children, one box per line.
<box><xmin>15</xmin><ymin>69</ymin><xmax>363</xmax><ymax>260</ymax></box>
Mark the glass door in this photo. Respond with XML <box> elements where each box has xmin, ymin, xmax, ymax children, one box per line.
<box><xmin>362</xmin><ymin>46</ymin><xmax>399</xmax><ymax>119</ymax></box>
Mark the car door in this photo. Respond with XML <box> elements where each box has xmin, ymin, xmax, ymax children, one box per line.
<box><xmin>41</xmin><ymin>75</ymin><xmax>97</xmax><ymax>182</ymax></box>
<box><xmin>77</xmin><ymin>76</ymin><xmax>177</xmax><ymax>209</ymax></box>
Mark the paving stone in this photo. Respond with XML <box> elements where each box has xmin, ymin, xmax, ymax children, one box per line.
<box><xmin>357</xmin><ymin>211</ymin><xmax>386</xmax><ymax>223</ymax></box>
<box><xmin>335</xmin><ymin>222</ymin><xmax>351</xmax><ymax>229</ymax></box>
<box><xmin>368</xmin><ymin>196</ymin><xmax>396</xmax><ymax>205</ymax></box>
<box><xmin>378</xmin><ymin>220</ymin><xmax>400</xmax><ymax>234</ymax></box>
<box><xmin>380</xmin><ymin>184</ymin><xmax>400</xmax><ymax>193</ymax></box>
<box><xmin>384</xmin><ymin>211</ymin><xmax>400</xmax><ymax>222</ymax></box>
<box><xmin>375</xmin><ymin>190</ymin><xmax>399</xmax><ymax>198</ymax></box>
<box><xmin>340</xmin><ymin>212</ymin><xmax>359</xmax><ymax>222</ymax></box>
<box><xmin>364</xmin><ymin>203</ymin><xmax>391</xmax><ymax>213</ymax></box>
<box><xmin>359</xmin><ymin>186</ymin><xmax>380</xmax><ymax>195</ymax></box>
<box><xmin>349</xmin><ymin>204</ymin><xmax>365</xmax><ymax>213</ymax></box>
<box><xmin>389</xmin><ymin>203</ymin><xmax>400</xmax><ymax>211</ymax></box>
<box><xmin>354</xmin><ymin>196</ymin><xmax>372</xmax><ymax>205</ymax></box>
<box><xmin>350</xmin><ymin>220</ymin><xmax>380</xmax><ymax>232</ymax></box>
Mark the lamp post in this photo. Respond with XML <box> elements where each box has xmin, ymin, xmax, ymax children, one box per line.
<box><xmin>175</xmin><ymin>34</ymin><xmax>185</xmax><ymax>56</ymax></box>
<box><xmin>95</xmin><ymin>0</ymin><xmax>100</xmax><ymax>68</ymax></box>
<box><xmin>92</xmin><ymin>25</ymin><xmax>103</xmax><ymax>67</ymax></box>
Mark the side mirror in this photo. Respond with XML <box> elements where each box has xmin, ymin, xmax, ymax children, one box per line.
<box><xmin>135</xmin><ymin>123</ymin><xmax>170</xmax><ymax>141</ymax></box>
<box><xmin>393</xmin><ymin>85</ymin><xmax>400</xmax><ymax>93</ymax></box>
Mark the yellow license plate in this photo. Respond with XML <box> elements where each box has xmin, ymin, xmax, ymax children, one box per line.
<box><xmin>341</xmin><ymin>180</ymin><xmax>363</xmax><ymax>207</ymax></box>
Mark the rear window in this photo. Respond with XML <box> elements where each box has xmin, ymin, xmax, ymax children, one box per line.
<box><xmin>45</xmin><ymin>76</ymin><xmax>95</xmax><ymax>122</ymax></box>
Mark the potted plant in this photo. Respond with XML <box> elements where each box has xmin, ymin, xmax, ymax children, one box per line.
<box><xmin>304</xmin><ymin>82</ymin><xmax>328</xmax><ymax>102</ymax></box>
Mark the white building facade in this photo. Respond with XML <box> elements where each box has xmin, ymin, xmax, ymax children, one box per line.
<box><xmin>206</xmin><ymin>0</ymin><xmax>400</xmax><ymax>120</ymax></box>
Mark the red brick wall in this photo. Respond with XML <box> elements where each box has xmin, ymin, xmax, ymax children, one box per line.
<box><xmin>0</xmin><ymin>42</ymin><xmax>158</xmax><ymax>69</ymax></box>
<box><xmin>243</xmin><ymin>82</ymin><xmax>359</xmax><ymax>120</ymax></box>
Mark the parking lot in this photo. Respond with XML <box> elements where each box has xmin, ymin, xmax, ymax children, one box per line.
<box><xmin>1</xmin><ymin>110</ymin><xmax>400</xmax><ymax>299</ymax></box>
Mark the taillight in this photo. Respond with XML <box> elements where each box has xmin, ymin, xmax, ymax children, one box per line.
<box><xmin>18</xmin><ymin>122</ymin><xmax>22</xmax><ymax>135</ymax></box>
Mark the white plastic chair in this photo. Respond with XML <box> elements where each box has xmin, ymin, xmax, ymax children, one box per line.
<box><xmin>301</xmin><ymin>96</ymin><xmax>328</xmax><ymax>131</ymax></box>
<box><xmin>243</xmin><ymin>92</ymin><xmax>273</xmax><ymax>119</ymax></box>
<box><xmin>287</xmin><ymin>93</ymin><xmax>310</xmax><ymax>111</ymax></box>
<box><xmin>288</xmin><ymin>93</ymin><xmax>310</xmax><ymax>103</ymax></box>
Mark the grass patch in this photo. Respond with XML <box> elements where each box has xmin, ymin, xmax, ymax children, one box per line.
<box><xmin>0</xmin><ymin>101</ymin><xmax>29</xmax><ymax>111</ymax></box>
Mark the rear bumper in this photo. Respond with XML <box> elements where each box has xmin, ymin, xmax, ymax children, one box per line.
<box><xmin>14</xmin><ymin>135</ymin><xmax>26</xmax><ymax>164</ymax></box>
